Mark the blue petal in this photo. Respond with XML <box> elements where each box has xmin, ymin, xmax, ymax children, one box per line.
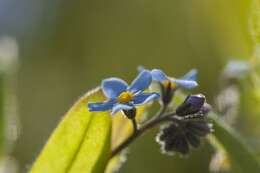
<box><xmin>150</xmin><ymin>69</ymin><xmax>168</xmax><ymax>82</ymax></box>
<box><xmin>182</xmin><ymin>69</ymin><xmax>198</xmax><ymax>81</ymax></box>
<box><xmin>137</xmin><ymin>66</ymin><xmax>147</xmax><ymax>72</ymax></box>
<box><xmin>133</xmin><ymin>92</ymin><xmax>160</xmax><ymax>105</ymax></box>
<box><xmin>102</xmin><ymin>78</ymin><xmax>128</xmax><ymax>99</ymax></box>
<box><xmin>128</xmin><ymin>70</ymin><xmax>152</xmax><ymax>93</ymax></box>
<box><xmin>172</xmin><ymin>79</ymin><xmax>198</xmax><ymax>89</ymax></box>
<box><xmin>111</xmin><ymin>103</ymin><xmax>134</xmax><ymax>115</ymax></box>
<box><xmin>88</xmin><ymin>100</ymin><xmax>116</xmax><ymax>112</ymax></box>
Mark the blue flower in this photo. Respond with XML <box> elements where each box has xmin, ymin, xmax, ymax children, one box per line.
<box><xmin>88</xmin><ymin>70</ymin><xmax>160</xmax><ymax>115</ymax></box>
<box><xmin>150</xmin><ymin>69</ymin><xmax>198</xmax><ymax>89</ymax></box>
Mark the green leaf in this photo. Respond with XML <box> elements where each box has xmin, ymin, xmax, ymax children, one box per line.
<box><xmin>250</xmin><ymin>0</ymin><xmax>260</xmax><ymax>44</ymax></box>
<box><xmin>207</xmin><ymin>135</ymin><xmax>233</xmax><ymax>173</ymax></box>
<box><xmin>209</xmin><ymin>113</ymin><xmax>260</xmax><ymax>173</ymax></box>
<box><xmin>30</xmin><ymin>88</ymin><xmax>112</xmax><ymax>173</ymax></box>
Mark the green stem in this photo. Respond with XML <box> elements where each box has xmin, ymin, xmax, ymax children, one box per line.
<box><xmin>110</xmin><ymin>113</ymin><xmax>177</xmax><ymax>158</ymax></box>
<box><xmin>131</xmin><ymin>118</ymin><xmax>138</xmax><ymax>133</ymax></box>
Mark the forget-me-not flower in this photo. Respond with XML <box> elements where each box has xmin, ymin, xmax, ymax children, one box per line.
<box><xmin>88</xmin><ymin>70</ymin><xmax>160</xmax><ymax>115</ymax></box>
<box><xmin>150</xmin><ymin>69</ymin><xmax>198</xmax><ymax>89</ymax></box>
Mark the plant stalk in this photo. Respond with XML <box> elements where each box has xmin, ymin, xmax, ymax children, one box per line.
<box><xmin>111</xmin><ymin>113</ymin><xmax>177</xmax><ymax>158</ymax></box>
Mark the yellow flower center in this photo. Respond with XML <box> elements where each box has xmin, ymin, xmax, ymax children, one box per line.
<box><xmin>162</xmin><ymin>80</ymin><xmax>177</xmax><ymax>89</ymax></box>
<box><xmin>117</xmin><ymin>91</ymin><xmax>133</xmax><ymax>103</ymax></box>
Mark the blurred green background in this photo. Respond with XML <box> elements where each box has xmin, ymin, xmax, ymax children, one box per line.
<box><xmin>0</xmin><ymin>0</ymin><xmax>256</xmax><ymax>172</ymax></box>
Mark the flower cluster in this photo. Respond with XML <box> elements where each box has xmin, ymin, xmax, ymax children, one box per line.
<box><xmin>88</xmin><ymin>67</ymin><xmax>213</xmax><ymax>156</ymax></box>
<box><xmin>88</xmin><ymin>69</ymin><xmax>198</xmax><ymax>117</ymax></box>
<box><xmin>88</xmin><ymin>70</ymin><xmax>160</xmax><ymax>118</ymax></box>
<box><xmin>157</xmin><ymin>94</ymin><xmax>213</xmax><ymax>155</ymax></box>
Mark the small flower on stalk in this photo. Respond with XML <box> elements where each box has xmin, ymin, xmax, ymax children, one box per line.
<box><xmin>150</xmin><ymin>69</ymin><xmax>198</xmax><ymax>105</ymax></box>
<box><xmin>151</xmin><ymin>69</ymin><xmax>198</xmax><ymax>89</ymax></box>
<box><xmin>157</xmin><ymin>94</ymin><xmax>213</xmax><ymax>155</ymax></box>
<box><xmin>88</xmin><ymin>70</ymin><xmax>160</xmax><ymax>118</ymax></box>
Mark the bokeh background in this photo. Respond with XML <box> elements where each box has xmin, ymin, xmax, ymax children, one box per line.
<box><xmin>0</xmin><ymin>0</ymin><xmax>257</xmax><ymax>172</ymax></box>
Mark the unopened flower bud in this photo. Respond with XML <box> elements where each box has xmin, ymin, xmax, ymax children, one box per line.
<box><xmin>176</xmin><ymin>94</ymin><xmax>205</xmax><ymax>116</ymax></box>
<box><xmin>160</xmin><ymin>81</ymin><xmax>175</xmax><ymax>106</ymax></box>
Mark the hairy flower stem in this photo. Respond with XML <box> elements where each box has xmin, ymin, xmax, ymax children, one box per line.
<box><xmin>158</xmin><ymin>104</ymin><xmax>167</xmax><ymax>117</ymax></box>
<box><xmin>131</xmin><ymin>119</ymin><xmax>138</xmax><ymax>133</ymax></box>
<box><xmin>110</xmin><ymin>112</ymin><xmax>178</xmax><ymax>158</ymax></box>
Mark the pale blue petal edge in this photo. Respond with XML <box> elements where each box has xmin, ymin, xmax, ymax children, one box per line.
<box><xmin>102</xmin><ymin>78</ymin><xmax>128</xmax><ymax>99</ymax></box>
<box><xmin>111</xmin><ymin>103</ymin><xmax>134</xmax><ymax>115</ymax></box>
<box><xmin>133</xmin><ymin>92</ymin><xmax>160</xmax><ymax>105</ymax></box>
<box><xmin>150</xmin><ymin>69</ymin><xmax>169</xmax><ymax>82</ymax></box>
<box><xmin>128</xmin><ymin>70</ymin><xmax>152</xmax><ymax>93</ymax></box>
<box><xmin>88</xmin><ymin>99</ymin><xmax>116</xmax><ymax>112</ymax></box>
<box><xmin>172</xmin><ymin>79</ymin><xmax>198</xmax><ymax>89</ymax></box>
<box><xmin>182</xmin><ymin>69</ymin><xmax>198</xmax><ymax>81</ymax></box>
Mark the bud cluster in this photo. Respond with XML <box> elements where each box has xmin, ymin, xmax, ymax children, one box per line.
<box><xmin>157</xmin><ymin>94</ymin><xmax>213</xmax><ymax>155</ymax></box>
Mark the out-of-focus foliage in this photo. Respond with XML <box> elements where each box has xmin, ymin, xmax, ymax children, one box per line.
<box><xmin>30</xmin><ymin>88</ymin><xmax>111</xmax><ymax>173</ymax></box>
<box><xmin>0</xmin><ymin>61</ymin><xmax>5</xmax><ymax>158</ymax></box>
<box><xmin>208</xmin><ymin>135</ymin><xmax>231</xmax><ymax>173</ymax></box>
<box><xmin>210</xmin><ymin>1</ymin><xmax>260</xmax><ymax>171</ymax></box>
<box><xmin>0</xmin><ymin>37</ymin><xmax>18</xmax><ymax>156</ymax></box>
<box><xmin>0</xmin><ymin>0</ymin><xmax>258</xmax><ymax>173</ymax></box>
<box><xmin>209</xmin><ymin>113</ymin><xmax>260</xmax><ymax>173</ymax></box>
<box><xmin>0</xmin><ymin>36</ymin><xmax>19</xmax><ymax>173</ymax></box>
<box><xmin>250</xmin><ymin>0</ymin><xmax>260</xmax><ymax>44</ymax></box>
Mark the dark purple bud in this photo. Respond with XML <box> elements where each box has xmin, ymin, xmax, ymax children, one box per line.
<box><xmin>157</xmin><ymin>123</ymin><xmax>190</xmax><ymax>155</ymax></box>
<box><xmin>200</xmin><ymin>103</ymin><xmax>212</xmax><ymax>115</ymax></box>
<box><xmin>160</xmin><ymin>82</ymin><xmax>174</xmax><ymax>106</ymax></box>
<box><xmin>176</xmin><ymin>94</ymin><xmax>206</xmax><ymax>116</ymax></box>
<box><xmin>186</xmin><ymin>120</ymin><xmax>212</xmax><ymax>137</ymax></box>
<box><xmin>171</xmin><ymin>136</ymin><xmax>189</xmax><ymax>155</ymax></box>
<box><xmin>185</xmin><ymin>131</ymin><xmax>200</xmax><ymax>148</ymax></box>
